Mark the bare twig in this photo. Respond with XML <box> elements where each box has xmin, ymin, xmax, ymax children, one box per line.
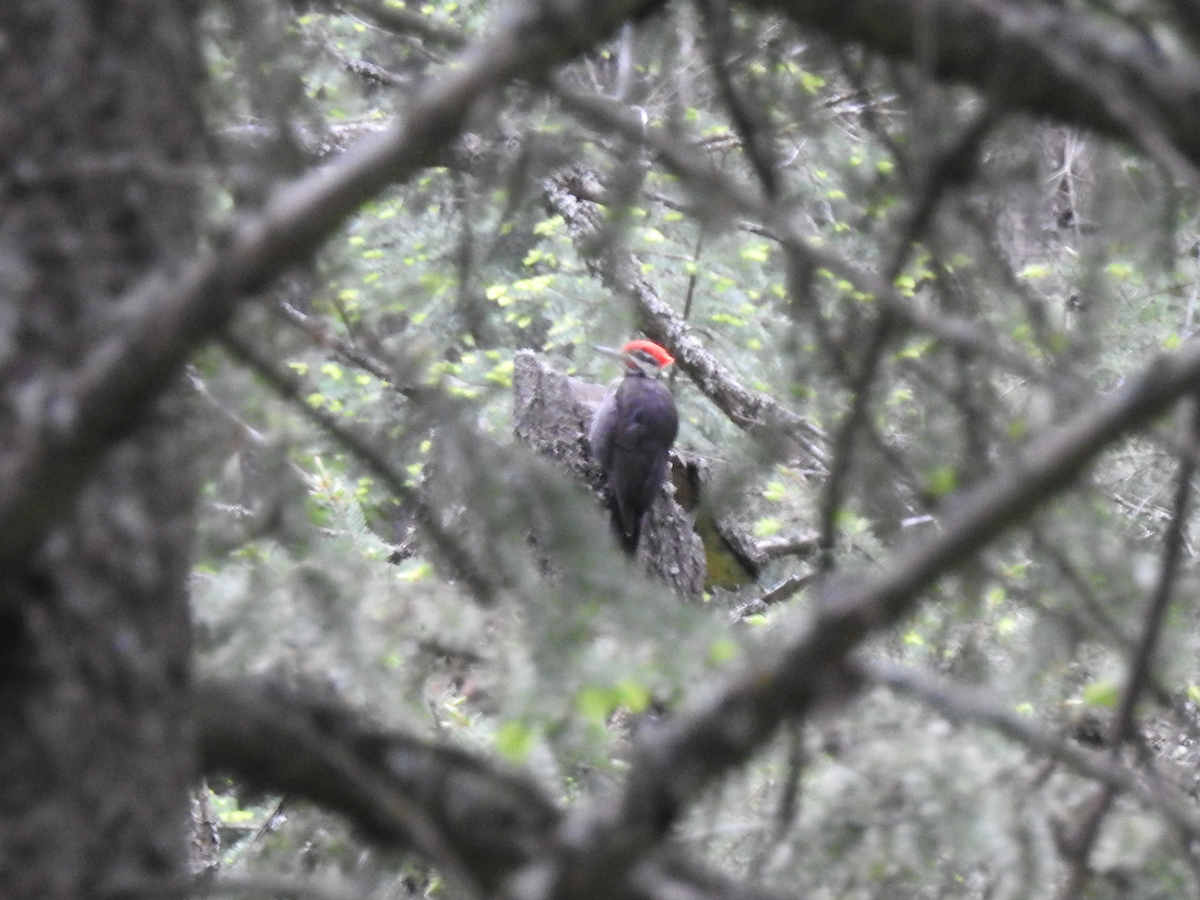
<box><xmin>854</xmin><ymin>658</ymin><xmax>1200</xmax><ymax>837</ymax></box>
<box><xmin>274</xmin><ymin>299</ymin><xmax>442</xmax><ymax>405</ymax></box>
<box><xmin>813</xmin><ymin>106</ymin><xmax>997</xmax><ymax>575</ymax></box>
<box><xmin>221</xmin><ymin>331</ymin><xmax>498</xmax><ymax>604</ymax></box>
<box><xmin>1112</xmin><ymin>399</ymin><xmax>1200</xmax><ymax>746</ymax></box>
<box><xmin>0</xmin><ymin>0</ymin><xmax>661</xmax><ymax>588</ymax></box>
<box><xmin>696</xmin><ymin>0</ymin><xmax>778</xmax><ymax>198</ymax></box>
<box><xmin>813</xmin><ymin>313</ymin><xmax>895</xmax><ymax>575</ymax></box>
<box><xmin>561</xmin><ymin>338</ymin><xmax>1200</xmax><ymax>889</ymax></box>
<box><xmin>542</xmin><ymin>166</ymin><xmax>829</xmax><ymax>468</ymax></box>
<box><xmin>195</xmin><ymin>679</ymin><xmax>554</xmax><ymax>896</ymax></box>
<box><xmin>756</xmin><ymin>532</ymin><xmax>819</xmax><ymax>562</ymax></box>
<box><xmin>554</xmin><ymin>83</ymin><xmax>1047</xmax><ymax>383</ymax></box>
<box><xmin>745</xmin><ymin>0</ymin><xmax>1200</xmax><ymax>176</ymax></box>
<box><xmin>276</xmin><ymin>301</ymin><xmax>394</xmax><ymax>386</ymax></box>
<box><xmin>335</xmin><ymin>0</ymin><xmax>468</xmax><ymax>51</ymax></box>
<box><xmin>1057</xmin><ymin>398</ymin><xmax>1200</xmax><ymax>898</ymax></box>
<box><xmin>747</xmin><ymin>724</ymin><xmax>806</xmax><ymax>879</ymax></box>
<box><xmin>321</xmin><ymin>37</ymin><xmax>409</xmax><ymax>88</ymax></box>
<box><xmin>196</xmin><ymin>680</ymin><xmax>788</xmax><ymax>900</ymax></box>
<box><xmin>733</xmin><ymin>573</ymin><xmax>815</xmax><ymax>621</ymax></box>
<box><xmin>106</xmin><ymin>872</ymin><xmax>368</xmax><ymax>900</ymax></box>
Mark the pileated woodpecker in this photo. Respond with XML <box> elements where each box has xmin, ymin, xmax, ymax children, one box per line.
<box><xmin>589</xmin><ymin>339</ymin><xmax>679</xmax><ymax>556</ymax></box>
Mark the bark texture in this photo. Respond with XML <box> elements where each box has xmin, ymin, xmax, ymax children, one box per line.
<box><xmin>0</xmin><ymin>3</ymin><xmax>205</xmax><ymax>897</ymax></box>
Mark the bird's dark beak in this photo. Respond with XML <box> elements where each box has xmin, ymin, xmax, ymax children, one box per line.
<box><xmin>593</xmin><ymin>345</ymin><xmax>626</xmax><ymax>361</ymax></box>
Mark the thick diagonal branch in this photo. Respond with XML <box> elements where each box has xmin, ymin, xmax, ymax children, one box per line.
<box><xmin>0</xmin><ymin>0</ymin><xmax>662</xmax><ymax>585</ymax></box>
<box><xmin>749</xmin><ymin>0</ymin><xmax>1200</xmax><ymax>178</ymax></box>
<box><xmin>195</xmin><ymin>680</ymin><xmax>558</xmax><ymax>894</ymax></box>
<box><xmin>196</xmin><ymin>680</ymin><xmax>785</xmax><ymax>900</ymax></box>
<box><xmin>584</xmin><ymin>340</ymin><xmax>1200</xmax><ymax>869</ymax></box>
<box><xmin>854</xmin><ymin>657</ymin><xmax>1200</xmax><ymax>838</ymax></box>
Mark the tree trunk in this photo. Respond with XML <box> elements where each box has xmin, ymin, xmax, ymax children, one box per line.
<box><xmin>0</xmin><ymin>3</ymin><xmax>205</xmax><ymax>897</ymax></box>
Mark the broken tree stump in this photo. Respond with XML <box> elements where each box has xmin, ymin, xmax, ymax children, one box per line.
<box><xmin>513</xmin><ymin>349</ymin><xmax>706</xmax><ymax>601</ymax></box>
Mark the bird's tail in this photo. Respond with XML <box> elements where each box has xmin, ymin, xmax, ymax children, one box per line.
<box><xmin>609</xmin><ymin>504</ymin><xmax>641</xmax><ymax>557</ymax></box>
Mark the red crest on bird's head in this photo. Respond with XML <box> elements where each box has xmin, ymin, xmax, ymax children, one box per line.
<box><xmin>622</xmin><ymin>339</ymin><xmax>674</xmax><ymax>369</ymax></box>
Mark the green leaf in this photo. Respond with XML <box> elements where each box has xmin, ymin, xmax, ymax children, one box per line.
<box><xmin>710</xmin><ymin>312</ymin><xmax>747</xmax><ymax>327</ymax></box>
<box><xmin>753</xmin><ymin>517</ymin><xmax>782</xmax><ymax>537</ymax></box>
<box><xmin>576</xmin><ymin>686</ymin><xmax>617</xmax><ymax>725</ymax></box>
<box><xmin>762</xmin><ymin>481</ymin><xmax>787</xmax><ymax>502</ymax></box>
<box><xmin>896</xmin><ymin>338</ymin><xmax>934</xmax><ymax>360</ymax></box>
<box><xmin>494</xmin><ymin>720</ymin><xmax>536</xmax><ymax>763</ymax></box>
<box><xmin>1082</xmin><ymin>680</ymin><xmax>1120</xmax><ymax>708</ymax></box>
<box><xmin>397</xmin><ymin>562</ymin><xmax>433</xmax><ymax>582</ymax></box>
<box><xmin>741</xmin><ymin>243</ymin><xmax>770</xmax><ymax>263</ymax></box>
<box><xmin>708</xmin><ymin>637</ymin><xmax>739</xmax><ymax>664</ymax></box>
<box><xmin>800</xmin><ymin>71</ymin><xmax>825</xmax><ymax>93</ymax></box>
<box><xmin>485</xmin><ymin>359</ymin><xmax>515</xmax><ymax>386</ymax></box>
<box><xmin>614</xmin><ymin>679</ymin><xmax>652</xmax><ymax>713</ymax></box>
<box><xmin>925</xmin><ymin>466</ymin><xmax>958</xmax><ymax>497</ymax></box>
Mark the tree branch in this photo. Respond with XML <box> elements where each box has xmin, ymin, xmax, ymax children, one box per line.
<box><xmin>543</xmin><ymin>340</ymin><xmax>1200</xmax><ymax>896</ymax></box>
<box><xmin>0</xmin><ymin>0</ymin><xmax>662</xmax><ymax>584</ymax></box>
<box><xmin>194</xmin><ymin>679</ymin><xmax>558</xmax><ymax>895</ymax></box>
<box><xmin>542</xmin><ymin>166</ymin><xmax>829</xmax><ymax>468</ymax></box>
<box><xmin>220</xmin><ymin>330</ymin><xmax>498</xmax><ymax>603</ymax></box>
<box><xmin>1056</xmin><ymin>398</ymin><xmax>1200</xmax><ymax>896</ymax></box>
<box><xmin>554</xmin><ymin>84</ymin><xmax>1049</xmax><ymax>384</ymax></box>
<box><xmin>195</xmin><ymin>339</ymin><xmax>1200</xmax><ymax>896</ymax></box>
<box><xmin>195</xmin><ymin>679</ymin><xmax>787</xmax><ymax>900</ymax></box>
<box><xmin>336</xmin><ymin>0</ymin><xmax>468</xmax><ymax>51</ymax></box>
<box><xmin>747</xmin><ymin>0</ymin><xmax>1200</xmax><ymax>177</ymax></box>
<box><xmin>1111</xmin><ymin>398</ymin><xmax>1200</xmax><ymax>747</ymax></box>
<box><xmin>853</xmin><ymin>657</ymin><xmax>1200</xmax><ymax>839</ymax></box>
<box><xmin>108</xmin><ymin>872</ymin><xmax>369</xmax><ymax>900</ymax></box>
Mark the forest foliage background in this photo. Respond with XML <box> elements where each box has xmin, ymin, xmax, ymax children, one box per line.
<box><xmin>15</xmin><ymin>0</ymin><xmax>1200</xmax><ymax>898</ymax></box>
<box><xmin>194</xmin><ymin>0</ymin><xmax>1200</xmax><ymax>896</ymax></box>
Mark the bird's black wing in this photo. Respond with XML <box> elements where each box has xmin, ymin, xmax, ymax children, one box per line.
<box><xmin>609</xmin><ymin>378</ymin><xmax>678</xmax><ymax>544</ymax></box>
